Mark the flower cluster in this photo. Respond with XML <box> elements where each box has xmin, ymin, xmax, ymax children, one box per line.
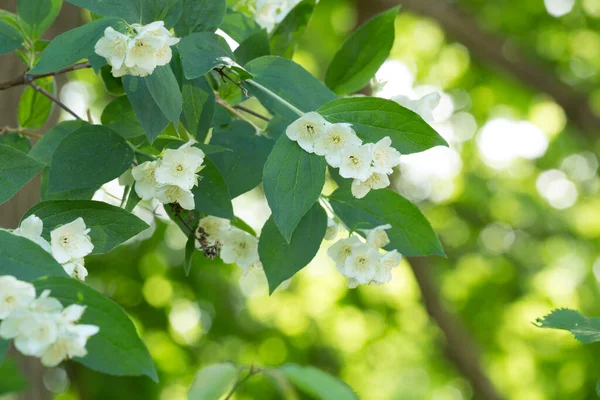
<box><xmin>131</xmin><ymin>141</ymin><xmax>205</xmax><ymax>211</ymax></box>
<box><xmin>286</xmin><ymin>112</ymin><xmax>401</xmax><ymax>199</ymax></box>
<box><xmin>0</xmin><ymin>276</ymin><xmax>99</xmax><ymax>367</ymax></box>
<box><xmin>198</xmin><ymin>216</ymin><xmax>262</xmax><ymax>274</ymax></box>
<box><xmin>327</xmin><ymin>224</ymin><xmax>402</xmax><ymax>288</ymax></box>
<box><xmin>94</xmin><ymin>21</ymin><xmax>180</xmax><ymax>77</ymax></box>
<box><xmin>254</xmin><ymin>0</ymin><xmax>302</xmax><ymax>32</ymax></box>
<box><xmin>9</xmin><ymin>215</ymin><xmax>93</xmax><ymax>281</ymax></box>
<box><xmin>392</xmin><ymin>92</ymin><xmax>441</xmax><ymax>123</ymax></box>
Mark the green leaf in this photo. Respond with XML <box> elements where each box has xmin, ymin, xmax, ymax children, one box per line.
<box><xmin>65</xmin><ymin>0</ymin><xmax>139</xmax><ymax>23</ymax></box>
<box><xmin>220</xmin><ymin>9</ymin><xmax>261</xmax><ymax>42</ymax></box>
<box><xmin>139</xmin><ymin>0</ymin><xmax>182</xmax><ymax>29</ymax></box>
<box><xmin>318</xmin><ymin>97</ymin><xmax>448</xmax><ymax>155</ymax></box>
<box><xmin>279</xmin><ymin>364</ymin><xmax>358</xmax><ymax>400</ymax></box>
<box><xmin>48</xmin><ymin>125</ymin><xmax>134</xmax><ymax>192</ymax></box>
<box><xmin>188</xmin><ymin>362</ymin><xmax>239</xmax><ymax>400</ymax></box>
<box><xmin>100</xmin><ymin>64</ymin><xmax>124</xmax><ymax>95</ymax></box>
<box><xmin>0</xmin><ymin>133</ymin><xmax>31</xmax><ymax>153</ymax></box>
<box><xmin>259</xmin><ymin>202</ymin><xmax>326</xmax><ymax>293</ymax></box>
<box><xmin>29</xmin><ymin>120</ymin><xmax>87</xmax><ymax>164</ymax></box>
<box><xmin>17</xmin><ymin>0</ymin><xmax>62</xmax><ymax>39</ymax></box>
<box><xmin>0</xmin><ymin>359</ymin><xmax>28</xmax><ymax>396</ymax></box>
<box><xmin>184</xmin><ymin>233</ymin><xmax>196</xmax><ymax>275</ymax></box>
<box><xmin>328</xmin><ymin>187</ymin><xmax>445</xmax><ymax>257</ymax></box>
<box><xmin>263</xmin><ymin>135</ymin><xmax>326</xmax><ymax>242</ymax></box>
<box><xmin>179</xmin><ymin>32</ymin><xmax>235</xmax><ymax>79</ymax></box>
<box><xmin>245</xmin><ymin>56</ymin><xmax>336</xmax><ymax>121</ymax></box>
<box><xmin>146</xmin><ymin>65</ymin><xmax>183</xmax><ymax>125</ymax></box>
<box><xmin>123</xmin><ymin>74</ymin><xmax>170</xmax><ymax>143</ymax></box>
<box><xmin>0</xmin><ymin>230</ymin><xmax>67</xmax><ymax>281</ymax></box>
<box><xmin>234</xmin><ymin>29</ymin><xmax>270</xmax><ymax>66</ymax></box>
<box><xmin>325</xmin><ymin>7</ymin><xmax>398</xmax><ymax>95</ymax></box>
<box><xmin>192</xmin><ymin>159</ymin><xmax>234</xmax><ymax>220</ymax></box>
<box><xmin>33</xmin><ymin>277</ymin><xmax>158</xmax><ymax>381</ymax></box>
<box><xmin>0</xmin><ymin>143</ymin><xmax>45</xmax><ymax>205</ymax></box>
<box><xmin>181</xmin><ymin>76</ymin><xmax>215</xmax><ymax>141</ymax></box>
<box><xmin>231</xmin><ymin>217</ymin><xmax>256</xmax><ymax>237</ymax></box>
<box><xmin>0</xmin><ymin>339</ymin><xmax>8</xmax><ymax>364</ymax></box>
<box><xmin>18</xmin><ymin>77</ymin><xmax>55</xmax><ymax>129</ymax></box>
<box><xmin>270</xmin><ymin>0</ymin><xmax>315</xmax><ymax>58</ymax></box>
<box><xmin>29</xmin><ymin>17</ymin><xmax>120</xmax><ymax>75</ymax></box>
<box><xmin>0</xmin><ymin>20</ymin><xmax>23</xmax><ymax>55</ymax></box>
<box><xmin>175</xmin><ymin>0</ymin><xmax>226</xmax><ymax>36</ymax></box>
<box><xmin>41</xmin><ymin>169</ymin><xmax>98</xmax><ymax>201</ymax></box>
<box><xmin>23</xmin><ymin>200</ymin><xmax>149</xmax><ymax>254</ymax></box>
<box><xmin>125</xmin><ymin>185</ymin><xmax>141</xmax><ymax>212</ymax></box>
<box><xmin>209</xmin><ymin>120</ymin><xmax>274</xmax><ymax>198</ymax></box>
<box><xmin>535</xmin><ymin>308</ymin><xmax>600</xmax><ymax>344</ymax></box>
<box><xmin>100</xmin><ymin>96</ymin><xmax>145</xmax><ymax>139</ymax></box>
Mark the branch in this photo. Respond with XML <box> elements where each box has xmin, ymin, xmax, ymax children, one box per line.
<box><xmin>234</xmin><ymin>104</ymin><xmax>271</xmax><ymax>122</ymax></box>
<box><xmin>29</xmin><ymin>81</ymin><xmax>82</xmax><ymax>120</ymax></box>
<box><xmin>0</xmin><ymin>61</ymin><xmax>91</xmax><ymax>91</ymax></box>
<box><xmin>0</xmin><ymin>126</ymin><xmax>42</xmax><ymax>139</ymax></box>
<box><xmin>407</xmin><ymin>257</ymin><xmax>502</xmax><ymax>400</ymax></box>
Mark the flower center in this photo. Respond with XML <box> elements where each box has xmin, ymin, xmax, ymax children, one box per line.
<box><xmin>60</xmin><ymin>235</ymin><xmax>70</xmax><ymax>246</ymax></box>
<box><xmin>5</xmin><ymin>295</ymin><xmax>14</xmax><ymax>304</ymax></box>
<box><xmin>349</xmin><ymin>156</ymin><xmax>360</xmax><ymax>166</ymax></box>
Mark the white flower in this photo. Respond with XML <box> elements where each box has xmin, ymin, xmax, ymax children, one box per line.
<box><xmin>314</xmin><ymin>123</ymin><xmax>362</xmax><ymax>167</ymax></box>
<box><xmin>198</xmin><ymin>216</ymin><xmax>231</xmax><ymax>246</ymax></box>
<box><xmin>351</xmin><ymin>172</ymin><xmax>390</xmax><ymax>199</ymax></box>
<box><xmin>155</xmin><ymin>185</ymin><xmax>195</xmax><ymax>210</ymax></box>
<box><xmin>155</xmin><ymin>144</ymin><xmax>204</xmax><ymax>190</ymax></box>
<box><xmin>40</xmin><ymin>323</ymin><xmax>99</xmax><ymax>367</ymax></box>
<box><xmin>371</xmin><ymin>250</ymin><xmax>401</xmax><ymax>285</ymax></box>
<box><xmin>324</xmin><ymin>218</ymin><xmax>339</xmax><ymax>241</ymax></box>
<box><xmin>12</xmin><ymin>215</ymin><xmax>51</xmax><ymax>253</ymax></box>
<box><xmin>370</xmin><ymin>137</ymin><xmax>401</xmax><ymax>174</ymax></box>
<box><xmin>344</xmin><ymin>243</ymin><xmax>381</xmax><ymax>285</ymax></box>
<box><xmin>219</xmin><ymin>229</ymin><xmax>259</xmax><ymax>269</ymax></box>
<box><xmin>135</xmin><ymin>21</ymin><xmax>180</xmax><ymax>47</ymax></box>
<box><xmin>362</xmin><ymin>224</ymin><xmax>392</xmax><ymax>248</ymax></box>
<box><xmin>94</xmin><ymin>27</ymin><xmax>130</xmax><ymax>69</ymax></box>
<box><xmin>286</xmin><ymin>112</ymin><xmax>329</xmax><ymax>153</ymax></box>
<box><xmin>392</xmin><ymin>92</ymin><xmax>440</xmax><ymax>123</ymax></box>
<box><xmin>124</xmin><ymin>31</ymin><xmax>164</xmax><ymax>73</ymax></box>
<box><xmin>255</xmin><ymin>0</ymin><xmax>300</xmax><ymax>31</ymax></box>
<box><xmin>62</xmin><ymin>258</ymin><xmax>88</xmax><ymax>281</ymax></box>
<box><xmin>0</xmin><ymin>276</ymin><xmax>35</xmax><ymax>319</ymax></box>
<box><xmin>339</xmin><ymin>144</ymin><xmax>373</xmax><ymax>181</ymax></box>
<box><xmin>111</xmin><ymin>64</ymin><xmax>152</xmax><ymax>78</ymax></box>
<box><xmin>327</xmin><ymin>236</ymin><xmax>362</xmax><ymax>275</ymax></box>
<box><xmin>118</xmin><ymin>169</ymin><xmax>135</xmax><ymax>187</ymax></box>
<box><xmin>178</xmin><ymin>141</ymin><xmax>205</xmax><ymax>165</ymax></box>
<box><xmin>132</xmin><ymin>161</ymin><xmax>160</xmax><ymax>200</ymax></box>
<box><xmin>50</xmin><ymin>218</ymin><xmax>94</xmax><ymax>264</ymax></box>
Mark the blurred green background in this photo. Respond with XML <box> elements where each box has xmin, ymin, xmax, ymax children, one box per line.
<box><xmin>8</xmin><ymin>0</ymin><xmax>600</xmax><ymax>399</ymax></box>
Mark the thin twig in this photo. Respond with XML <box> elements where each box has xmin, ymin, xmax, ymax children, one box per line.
<box><xmin>216</xmin><ymin>67</ymin><xmax>249</xmax><ymax>97</ymax></box>
<box><xmin>0</xmin><ymin>126</ymin><xmax>42</xmax><ymax>139</ymax></box>
<box><xmin>29</xmin><ymin>81</ymin><xmax>82</xmax><ymax>120</ymax></box>
<box><xmin>0</xmin><ymin>61</ymin><xmax>91</xmax><ymax>91</ymax></box>
<box><xmin>215</xmin><ymin>96</ymin><xmax>264</xmax><ymax>134</ymax></box>
<box><xmin>225</xmin><ymin>366</ymin><xmax>261</xmax><ymax>400</ymax></box>
<box><xmin>234</xmin><ymin>104</ymin><xmax>271</xmax><ymax>122</ymax></box>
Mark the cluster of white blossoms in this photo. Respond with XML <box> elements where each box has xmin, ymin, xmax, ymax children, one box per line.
<box><xmin>286</xmin><ymin>112</ymin><xmax>401</xmax><ymax>199</ymax></box>
<box><xmin>392</xmin><ymin>92</ymin><xmax>441</xmax><ymax>123</ymax></box>
<box><xmin>131</xmin><ymin>141</ymin><xmax>205</xmax><ymax>211</ymax></box>
<box><xmin>8</xmin><ymin>215</ymin><xmax>93</xmax><ymax>281</ymax></box>
<box><xmin>254</xmin><ymin>0</ymin><xmax>302</xmax><ymax>32</ymax></box>
<box><xmin>198</xmin><ymin>216</ymin><xmax>262</xmax><ymax>274</ymax></box>
<box><xmin>95</xmin><ymin>21</ymin><xmax>180</xmax><ymax>77</ymax></box>
<box><xmin>0</xmin><ymin>276</ymin><xmax>99</xmax><ymax>367</ymax></box>
<box><xmin>327</xmin><ymin>224</ymin><xmax>402</xmax><ymax>288</ymax></box>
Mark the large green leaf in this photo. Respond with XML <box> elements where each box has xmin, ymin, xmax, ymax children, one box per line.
<box><xmin>209</xmin><ymin>120</ymin><xmax>274</xmax><ymax>198</ymax></box>
<box><xmin>188</xmin><ymin>362</ymin><xmax>239</xmax><ymax>400</ymax></box>
<box><xmin>100</xmin><ymin>96</ymin><xmax>145</xmax><ymax>139</ymax></box>
<box><xmin>122</xmin><ymin>75</ymin><xmax>171</xmax><ymax>142</ymax></box>
<box><xmin>279</xmin><ymin>364</ymin><xmax>358</xmax><ymax>400</ymax></box>
<box><xmin>0</xmin><ymin>230</ymin><xmax>67</xmax><ymax>281</ymax></box>
<box><xmin>269</xmin><ymin>0</ymin><xmax>315</xmax><ymax>58</ymax></box>
<box><xmin>139</xmin><ymin>0</ymin><xmax>182</xmax><ymax>29</ymax></box>
<box><xmin>245</xmin><ymin>56</ymin><xmax>336</xmax><ymax>120</ymax></box>
<box><xmin>29</xmin><ymin>17</ymin><xmax>120</xmax><ymax>75</ymax></box>
<box><xmin>259</xmin><ymin>202</ymin><xmax>326</xmax><ymax>293</ymax></box>
<box><xmin>220</xmin><ymin>8</ymin><xmax>261</xmax><ymax>43</ymax></box>
<box><xmin>34</xmin><ymin>277</ymin><xmax>158</xmax><ymax>381</ymax></box>
<box><xmin>318</xmin><ymin>97</ymin><xmax>448</xmax><ymax>154</ymax></box>
<box><xmin>181</xmin><ymin>76</ymin><xmax>215</xmax><ymax>141</ymax></box>
<box><xmin>328</xmin><ymin>187</ymin><xmax>445</xmax><ymax>257</ymax></box>
<box><xmin>17</xmin><ymin>77</ymin><xmax>55</xmax><ymax>129</ymax></box>
<box><xmin>0</xmin><ymin>143</ymin><xmax>45</xmax><ymax>205</ymax></box>
<box><xmin>41</xmin><ymin>169</ymin><xmax>98</xmax><ymax>201</ymax></box>
<box><xmin>192</xmin><ymin>159</ymin><xmax>234</xmax><ymax>220</ymax></box>
<box><xmin>0</xmin><ymin>133</ymin><xmax>31</xmax><ymax>153</ymax></box>
<box><xmin>23</xmin><ymin>200</ymin><xmax>149</xmax><ymax>254</ymax></box>
<box><xmin>48</xmin><ymin>125</ymin><xmax>134</xmax><ymax>192</ymax></box>
<box><xmin>146</xmin><ymin>65</ymin><xmax>183</xmax><ymax>125</ymax></box>
<box><xmin>29</xmin><ymin>120</ymin><xmax>87</xmax><ymax>164</ymax></box>
<box><xmin>175</xmin><ymin>0</ymin><xmax>226</xmax><ymax>36</ymax></box>
<box><xmin>17</xmin><ymin>0</ymin><xmax>62</xmax><ymax>39</ymax></box>
<box><xmin>535</xmin><ymin>309</ymin><xmax>600</xmax><ymax>344</ymax></box>
<box><xmin>234</xmin><ymin>29</ymin><xmax>270</xmax><ymax>66</ymax></box>
<box><xmin>65</xmin><ymin>0</ymin><xmax>139</xmax><ymax>23</ymax></box>
<box><xmin>0</xmin><ymin>359</ymin><xmax>28</xmax><ymax>396</ymax></box>
<box><xmin>0</xmin><ymin>20</ymin><xmax>23</xmax><ymax>55</ymax></box>
<box><xmin>262</xmin><ymin>135</ymin><xmax>326</xmax><ymax>242</ymax></box>
<box><xmin>179</xmin><ymin>32</ymin><xmax>235</xmax><ymax>79</ymax></box>
<box><xmin>325</xmin><ymin>7</ymin><xmax>398</xmax><ymax>95</ymax></box>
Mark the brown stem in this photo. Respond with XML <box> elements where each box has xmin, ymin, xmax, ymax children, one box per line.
<box><xmin>234</xmin><ymin>104</ymin><xmax>271</xmax><ymax>122</ymax></box>
<box><xmin>0</xmin><ymin>61</ymin><xmax>91</xmax><ymax>91</ymax></box>
<box><xmin>224</xmin><ymin>366</ymin><xmax>261</xmax><ymax>400</ymax></box>
<box><xmin>0</xmin><ymin>126</ymin><xmax>42</xmax><ymax>139</ymax></box>
<box><xmin>29</xmin><ymin>81</ymin><xmax>81</xmax><ymax>120</ymax></box>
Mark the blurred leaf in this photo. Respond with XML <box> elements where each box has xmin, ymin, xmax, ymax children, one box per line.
<box><xmin>101</xmin><ymin>96</ymin><xmax>145</xmax><ymax>139</ymax></box>
<box><xmin>279</xmin><ymin>364</ymin><xmax>358</xmax><ymax>400</ymax></box>
<box><xmin>0</xmin><ymin>339</ymin><xmax>8</xmax><ymax>364</ymax></box>
<box><xmin>175</xmin><ymin>0</ymin><xmax>226</xmax><ymax>36</ymax></box>
<box><xmin>231</xmin><ymin>217</ymin><xmax>256</xmax><ymax>237</ymax></box>
<box><xmin>18</xmin><ymin>77</ymin><xmax>54</xmax><ymax>129</ymax></box>
<box><xmin>0</xmin><ymin>359</ymin><xmax>28</xmax><ymax>396</ymax></box>
<box><xmin>192</xmin><ymin>159</ymin><xmax>234</xmax><ymax>220</ymax></box>
<box><xmin>188</xmin><ymin>362</ymin><xmax>239</xmax><ymax>400</ymax></box>
<box><xmin>263</xmin><ymin>135</ymin><xmax>326</xmax><ymax>242</ymax></box>
<box><xmin>220</xmin><ymin>8</ymin><xmax>261</xmax><ymax>42</ymax></box>
<box><xmin>270</xmin><ymin>0</ymin><xmax>315</xmax><ymax>58</ymax></box>
<box><xmin>184</xmin><ymin>233</ymin><xmax>196</xmax><ymax>275</ymax></box>
<box><xmin>325</xmin><ymin>7</ymin><xmax>398</xmax><ymax>95</ymax></box>
<box><xmin>0</xmin><ymin>133</ymin><xmax>31</xmax><ymax>153</ymax></box>
<box><xmin>23</xmin><ymin>200</ymin><xmax>149</xmax><ymax>254</ymax></box>
<box><xmin>17</xmin><ymin>0</ymin><xmax>62</xmax><ymax>39</ymax></box>
<box><xmin>100</xmin><ymin>65</ymin><xmax>124</xmax><ymax>95</ymax></box>
<box><xmin>179</xmin><ymin>32</ymin><xmax>235</xmax><ymax>79</ymax></box>
<box><xmin>0</xmin><ymin>19</ymin><xmax>23</xmax><ymax>55</ymax></box>
<box><xmin>123</xmin><ymin>74</ymin><xmax>170</xmax><ymax>143</ymax></box>
<box><xmin>146</xmin><ymin>65</ymin><xmax>183</xmax><ymax>125</ymax></box>
<box><xmin>318</xmin><ymin>97</ymin><xmax>448</xmax><ymax>154</ymax></box>
<box><xmin>34</xmin><ymin>277</ymin><xmax>158</xmax><ymax>381</ymax></box>
<box><xmin>328</xmin><ymin>187</ymin><xmax>445</xmax><ymax>257</ymax></box>
<box><xmin>535</xmin><ymin>309</ymin><xmax>600</xmax><ymax>344</ymax></box>
<box><xmin>0</xmin><ymin>143</ymin><xmax>45</xmax><ymax>205</ymax></box>
<box><xmin>234</xmin><ymin>29</ymin><xmax>270</xmax><ymax>65</ymax></box>
<box><xmin>259</xmin><ymin>202</ymin><xmax>326</xmax><ymax>293</ymax></box>
<box><xmin>181</xmin><ymin>76</ymin><xmax>215</xmax><ymax>142</ymax></box>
